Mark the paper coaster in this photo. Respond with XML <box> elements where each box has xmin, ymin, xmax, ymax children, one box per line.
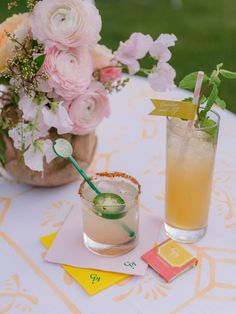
<box><xmin>41</xmin><ymin>233</ymin><xmax>128</xmax><ymax>296</ymax></box>
<box><xmin>45</xmin><ymin>207</ymin><xmax>162</xmax><ymax>276</ymax></box>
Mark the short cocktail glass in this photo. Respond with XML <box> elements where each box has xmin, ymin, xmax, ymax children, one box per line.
<box><xmin>79</xmin><ymin>172</ymin><xmax>141</xmax><ymax>256</ymax></box>
<box><xmin>164</xmin><ymin>109</ymin><xmax>220</xmax><ymax>243</ymax></box>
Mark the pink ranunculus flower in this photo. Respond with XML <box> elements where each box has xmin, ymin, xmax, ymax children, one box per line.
<box><xmin>100</xmin><ymin>67</ymin><xmax>122</xmax><ymax>84</ymax></box>
<box><xmin>148</xmin><ymin>62</ymin><xmax>176</xmax><ymax>92</ymax></box>
<box><xmin>41</xmin><ymin>46</ymin><xmax>93</xmax><ymax>100</ymax></box>
<box><xmin>149</xmin><ymin>33</ymin><xmax>177</xmax><ymax>62</ymax></box>
<box><xmin>114</xmin><ymin>32</ymin><xmax>153</xmax><ymax>75</ymax></box>
<box><xmin>67</xmin><ymin>82</ymin><xmax>110</xmax><ymax>135</ymax></box>
<box><xmin>90</xmin><ymin>44</ymin><xmax>122</xmax><ymax>83</ymax></box>
<box><xmin>30</xmin><ymin>0</ymin><xmax>102</xmax><ymax>49</ymax></box>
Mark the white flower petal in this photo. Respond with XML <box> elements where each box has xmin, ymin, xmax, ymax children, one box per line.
<box><xmin>18</xmin><ymin>94</ymin><xmax>37</xmax><ymax>121</ymax></box>
<box><xmin>148</xmin><ymin>62</ymin><xmax>176</xmax><ymax>92</ymax></box>
<box><xmin>156</xmin><ymin>34</ymin><xmax>177</xmax><ymax>47</ymax></box>
<box><xmin>128</xmin><ymin>60</ymin><xmax>140</xmax><ymax>75</ymax></box>
<box><xmin>43</xmin><ymin>139</ymin><xmax>57</xmax><ymax>163</ymax></box>
<box><xmin>42</xmin><ymin>102</ymin><xmax>73</xmax><ymax>134</ymax></box>
<box><xmin>8</xmin><ymin>123</ymin><xmax>32</xmax><ymax>150</ymax></box>
<box><xmin>23</xmin><ymin>143</ymin><xmax>44</xmax><ymax>172</ymax></box>
<box><xmin>149</xmin><ymin>43</ymin><xmax>171</xmax><ymax>62</ymax></box>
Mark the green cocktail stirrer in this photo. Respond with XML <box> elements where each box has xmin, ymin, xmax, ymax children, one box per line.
<box><xmin>53</xmin><ymin>139</ymin><xmax>135</xmax><ymax>238</ymax></box>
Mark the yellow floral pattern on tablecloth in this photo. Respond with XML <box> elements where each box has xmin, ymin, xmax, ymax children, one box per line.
<box><xmin>113</xmin><ymin>271</ymin><xmax>170</xmax><ymax>302</ymax></box>
<box><xmin>171</xmin><ymin>245</ymin><xmax>236</xmax><ymax>313</ymax></box>
<box><xmin>0</xmin><ymin>274</ymin><xmax>38</xmax><ymax>313</ymax></box>
<box><xmin>0</xmin><ymin>197</ymin><xmax>12</xmax><ymax>228</ymax></box>
<box><xmin>0</xmin><ymin>78</ymin><xmax>235</xmax><ymax>313</ymax></box>
<box><xmin>41</xmin><ymin>200</ymin><xmax>75</xmax><ymax>229</ymax></box>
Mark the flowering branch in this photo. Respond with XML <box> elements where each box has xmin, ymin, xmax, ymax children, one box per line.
<box><xmin>0</xmin><ymin>0</ymin><xmax>178</xmax><ymax>173</ymax></box>
<box><xmin>8</xmin><ymin>0</ymin><xmax>40</xmax><ymax>11</ymax></box>
<box><xmin>4</xmin><ymin>32</ymin><xmax>47</xmax><ymax>96</ymax></box>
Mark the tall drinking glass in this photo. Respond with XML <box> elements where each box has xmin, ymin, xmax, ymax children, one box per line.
<box><xmin>79</xmin><ymin>172</ymin><xmax>141</xmax><ymax>256</ymax></box>
<box><xmin>164</xmin><ymin>109</ymin><xmax>220</xmax><ymax>243</ymax></box>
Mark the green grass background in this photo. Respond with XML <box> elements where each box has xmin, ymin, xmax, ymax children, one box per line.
<box><xmin>1</xmin><ymin>0</ymin><xmax>235</xmax><ymax>113</ymax></box>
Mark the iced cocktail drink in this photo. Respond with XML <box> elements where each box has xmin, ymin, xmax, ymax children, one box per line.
<box><xmin>164</xmin><ymin>110</ymin><xmax>220</xmax><ymax>243</ymax></box>
<box><xmin>79</xmin><ymin>172</ymin><xmax>141</xmax><ymax>256</ymax></box>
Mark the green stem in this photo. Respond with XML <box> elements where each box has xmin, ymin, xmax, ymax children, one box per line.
<box><xmin>68</xmin><ymin>156</ymin><xmax>101</xmax><ymax>195</ymax></box>
<box><xmin>197</xmin><ymin>80</ymin><xmax>211</xmax><ymax>119</ymax></box>
<box><xmin>139</xmin><ymin>68</ymin><xmax>152</xmax><ymax>75</ymax></box>
<box><xmin>68</xmin><ymin>156</ymin><xmax>135</xmax><ymax>238</ymax></box>
<box><xmin>121</xmin><ymin>223</ymin><xmax>136</xmax><ymax>238</ymax></box>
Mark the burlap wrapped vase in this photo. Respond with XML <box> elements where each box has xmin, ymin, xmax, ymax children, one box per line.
<box><xmin>2</xmin><ymin>130</ymin><xmax>97</xmax><ymax>187</ymax></box>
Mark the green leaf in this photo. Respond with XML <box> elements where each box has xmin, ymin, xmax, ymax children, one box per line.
<box><xmin>210</xmin><ymin>68</ymin><xmax>221</xmax><ymax>87</ymax></box>
<box><xmin>34</xmin><ymin>54</ymin><xmax>46</xmax><ymax>71</ymax></box>
<box><xmin>0</xmin><ymin>153</ymin><xmax>5</xmax><ymax>165</ymax></box>
<box><xmin>32</xmin><ymin>39</ymin><xmax>39</xmax><ymax>48</ymax></box>
<box><xmin>213</xmin><ymin>76</ymin><xmax>221</xmax><ymax>87</ymax></box>
<box><xmin>0</xmin><ymin>133</ymin><xmax>6</xmax><ymax>166</ymax></box>
<box><xmin>205</xmin><ymin>84</ymin><xmax>218</xmax><ymax>111</ymax></box>
<box><xmin>179</xmin><ymin>72</ymin><xmax>209</xmax><ymax>90</ymax></box>
<box><xmin>215</xmin><ymin>97</ymin><xmax>227</xmax><ymax>110</ymax></box>
<box><xmin>198</xmin><ymin>110</ymin><xmax>206</xmax><ymax>121</ymax></box>
<box><xmin>220</xmin><ymin>69</ymin><xmax>236</xmax><ymax>79</ymax></box>
<box><xmin>200</xmin><ymin>84</ymin><xmax>218</xmax><ymax>120</ymax></box>
<box><xmin>199</xmin><ymin>95</ymin><xmax>207</xmax><ymax>104</ymax></box>
<box><xmin>0</xmin><ymin>77</ymin><xmax>10</xmax><ymax>85</ymax></box>
<box><xmin>200</xmin><ymin>118</ymin><xmax>218</xmax><ymax>144</ymax></box>
<box><xmin>216</xmin><ymin>63</ymin><xmax>223</xmax><ymax>72</ymax></box>
<box><xmin>182</xmin><ymin>97</ymin><xmax>193</xmax><ymax>102</ymax></box>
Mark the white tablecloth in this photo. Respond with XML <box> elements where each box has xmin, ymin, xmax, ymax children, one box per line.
<box><xmin>0</xmin><ymin>77</ymin><xmax>236</xmax><ymax>314</ymax></box>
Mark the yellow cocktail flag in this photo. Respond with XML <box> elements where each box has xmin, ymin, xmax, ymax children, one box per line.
<box><xmin>149</xmin><ymin>99</ymin><xmax>197</xmax><ymax>120</ymax></box>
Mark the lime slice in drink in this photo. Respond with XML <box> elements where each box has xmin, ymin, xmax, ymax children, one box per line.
<box><xmin>93</xmin><ymin>193</ymin><xmax>126</xmax><ymax>219</ymax></box>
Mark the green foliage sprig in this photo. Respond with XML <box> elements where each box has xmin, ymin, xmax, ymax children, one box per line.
<box><xmin>179</xmin><ymin>63</ymin><xmax>236</xmax><ymax>120</ymax></box>
<box><xmin>179</xmin><ymin>64</ymin><xmax>236</xmax><ymax>141</ymax></box>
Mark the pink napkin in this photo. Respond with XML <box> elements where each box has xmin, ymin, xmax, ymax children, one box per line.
<box><xmin>45</xmin><ymin>207</ymin><xmax>162</xmax><ymax>276</ymax></box>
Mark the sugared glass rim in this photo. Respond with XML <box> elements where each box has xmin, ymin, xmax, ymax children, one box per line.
<box><xmin>79</xmin><ymin>171</ymin><xmax>141</xmax><ymax>206</ymax></box>
<box><xmin>167</xmin><ymin>107</ymin><xmax>220</xmax><ymax>132</ymax></box>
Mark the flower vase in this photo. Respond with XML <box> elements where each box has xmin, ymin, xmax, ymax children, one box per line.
<box><xmin>2</xmin><ymin>131</ymin><xmax>97</xmax><ymax>187</ymax></box>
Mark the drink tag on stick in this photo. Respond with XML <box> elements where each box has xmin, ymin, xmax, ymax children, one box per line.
<box><xmin>149</xmin><ymin>99</ymin><xmax>197</xmax><ymax>120</ymax></box>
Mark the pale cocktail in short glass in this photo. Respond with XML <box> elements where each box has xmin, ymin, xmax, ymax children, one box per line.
<box><xmin>79</xmin><ymin>172</ymin><xmax>141</xmax><ymax>256</ymax></box>
<box><xmin>164</xmin><ymin>109</ymin><xmax>220</xmax><ymax>243</ymax></box>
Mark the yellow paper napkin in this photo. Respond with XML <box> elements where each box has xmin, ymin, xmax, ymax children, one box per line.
<box><xmin>40</xmin><ymin>233</ymin><xmax>129</xmax><ymax>296</ymax></box>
